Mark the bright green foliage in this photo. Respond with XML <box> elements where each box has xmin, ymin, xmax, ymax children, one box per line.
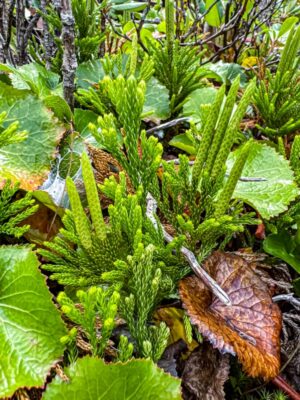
<box><xmin>210</xmin><ymin>78</ymin><xmax>256</xmax><ymax>181</ymax></box>
<box><xmin>39</xmin><ymin>158</ymin><xmax>140</xmax><ymax>286</ymax></box>
<box><xmin>35</xmin><ymin>0</ymin><xmax>105</xmax><ymax>67</ymax></box>
<box><xmin>89</xmin><ymin>75</ymin><xmax>163</xmax><ymax>192</ymax></box>
<box><xmin>263</xmin><ymin>187</ymin><xmax>300</xmax><ymax>275</ymax></box>
<box><xmin>182</xmin><ymin>87</ymin><xmax>218</xmax><ymax>126</ymax></box>
<box><xmin>290</xmin><ymin>135</ymin><xmax>300</xmax><ymax>184</ymax></box>
<box><xmin>0</xmin><ymin>246</ymin><xmax>66</xmax><ymax>398</ymax></box>
<box><xmin>105</xmin><ymin>244</ymin><xmax>171</xmax><ymax>362</ymax></box>
<box><xmin>0</xmin><ymin>111</ymin><xmax>27</xmax><ymax>148</ymax></box>
<box><xmin>246</xmin><ymin>388</ymin><xmax>288</xmax><ymax>400</ymax></box>
<box><xmin>192</xmin><ymin>76</ymin><xmax>255</xmax><ymax>186</ymax></box>
<box><xmin>151</xmin><ymin>78</ymin><xmax>258</xmax><ymax>258</ymax></box>
<box><xmin>58</xmin><ymin>287</ymin><xmax>120</xmax><ymax>357</ymax></box>
<box><xmin>0</xmin><ymin>180</ymin><xmax>37</xmax><ymax>238</ymax></box>
<box><xmin>191</xmin><ymin>83</ymin><xmax>227</xmax><ymax>187</ymax></box>
<box><xmin>43</xmin><ymin>357</ymin><xmax>182</xmax><ymax>400</ymax></box>
<box><xmin>264</xmin><ymin>230</ymin><xmax>300</xmax><ymax>274</ymax></box>
<box><xmin>148</xmin><ymin>0</ymin><xmax>206</xmax><ymax>115</ymax></box>
<box><xmin>226</xmin><ymin>142</ymin><xmax>299</xmax><ymax>219</ymax></box>
<box><xmin>0</xmin><ymin>63</ymin><xmax>62</xmax><ymax>98</ymax></box>
<box><xmin>40</xmin><ymin>154</ymin><xmax>185</xmax><ymax>360</ymax></box>
<box><xmin>71</xmin><ymin>0</ymin><xmax>106</xmax><ymax>62</ymax></box>
<box><xmin>0</xmin><ymin>96</ymin><xmax>64</xmax><ymax>190</ymax></box>
<box><xmin>60</xmin><ymin>327</ymin><xmax>78</xmax><ymax>365</ymax></box>
<box><xmin>254</xmin><ymin>25</ymin><xmax>300</xmax><ymax>136</ymax></box>
<box><xmin>214</xmin><ymin>140</ymin><xmax>253</xmax><ymax>218</ymax></box>
<box><xmin>76</xmin><ymin>55</ymin><xmax>169</xmax><ymax>121</ymax></box>
<box><xmin>116</xmin><ymin>335</ymin><xmax>134</xmax><ymax>362</ymax></box>
<box><xmin>40</xmin><ymin>154</ymin><xmax>185</xmax><ymax>290</ymax></box>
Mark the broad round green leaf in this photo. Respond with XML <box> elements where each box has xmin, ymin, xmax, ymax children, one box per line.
<box><xmin>204</xmin><ymin>0</ymin><xmax>223</xmax><ymax>27</ymax></box>
<box><xmin>0</xmin><ymin>96</ymin><xmax>64</xmax><ymax>190</ymax></box>
<box><xmin>0</xmin><ymin>246</ymin><xmax>66</xmax><ymax>398</ymax></box>
<box><xmin>205</xmin><ymin>62</ymin><xmax>247</xmax><ymax>86</ymax></box>
<box><xmin>182</xmin><ymin>87</ymin><xmax>217</xmax><ymax>124</ymax></box>
<box><xmin>76</xmin><ymin>59</ymin><xmax>105</xmax><ymax>90</ymax></box>
<box><xmin>169</xmin><ymin>133</ymin><xmax>196</xmax><ymax>155</ymax></box>
<box><xmin>226</xmin><ymin>142</ymin><xmax>299</xmax><ymax>219</ymax></box>
<box><xmin>0</xmin><ymin>62</ymin><xmax>61</xmax><ymax>97</ymax></box>
<box><xmin>43</xmin><ymin>95</ymin><xmax>72</xmax><ymax>122</ymax></box>
<box><xmin>263</xmin><ymin>231</ymin><xmax>300</xmax><ymax>274</ymax></box>
<box><xmin>43</xmin><ymin>357</ymin><xmax>182</xmax><ymax>400</ymax></box>
<box><xmin>144</xmin><ymin>77</ymin><xmax>170</xmax><ymax>122</ymax></box>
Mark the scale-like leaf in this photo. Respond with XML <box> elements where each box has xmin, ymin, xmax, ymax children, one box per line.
<box><xmin>43</xmin><ymin>357</ymin><xmax>182</xmax><ymax>400</ymax></box>
<box><xmin>226</xmin><ymin>142</ymin><xmax>299</xmax><ymax>219</ymax></box>
<box><xmin>0</xmin><ymin>246</ymin><xmax>66</xmax><ymax>398</ymax></box>
<box><xmin>0</xmin><ymin>96</ymin><xmax>64</xmax><ymax>190</ymax></box>
<box><xmin>180</xmin><ymin>251</ymin><xmax>281</xmax><ymax>379</ymax></box>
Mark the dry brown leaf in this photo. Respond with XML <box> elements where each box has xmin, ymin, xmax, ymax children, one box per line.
<box><xmin>22</xmin><ymin>203</ymin><xmax>62</xmax><ymax>243</ymax></box>
<box><xmin>179</xmin><ymin>251</ymin><xmax>282</xmax><ymax>379</ymax></box>
<box><xmin>87</xmin><ymin>145</ymin><xmax>134</xmax><ymax>206</ymax></box>
<box><xmin>182</xmin><ymin>342</ymin><xmax>230</xmax><ymax>400</ymax></box>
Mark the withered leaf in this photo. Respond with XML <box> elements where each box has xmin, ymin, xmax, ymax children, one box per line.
<box><xmin>87</xmin><ymin>145</ymin><xmax>134</xmax><ymax>206</ymax></box>
<box><xmin>179</xmin><ymin>251</ymin><xmax>282</xmax><ymax>379</ymax></box>
<box><xmin>182</xmin><ymin>342</ymin><xmax>230</xmax><ymax>400</ymax></box>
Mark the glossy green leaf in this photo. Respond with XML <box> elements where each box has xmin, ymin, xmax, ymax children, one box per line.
<box><xmin>278</xmin><ymin>16</ymin><xmax>298</xmax><ymax>38</ymax></box>
<box><xmin>76</xmin><ymin>59</ymin><xmax>105</xmax><ymax>90</ymax></box>
<box><xmin>43</xmin><ymin>357</ymin><xmax>181</xmax><ymax>400</ymax></box>
<box><xmin>204</xmin><ymin>0</ymin><xmax>223</xmax><ymax>27</ymax></box>
<box><xmin>74</xmin><ymin>108</ymin><xmax>98</xmax><ymax>135</ymax></box>
<box><xmin>263</xmin><ymin>231</ymin><xmax>300</xmax><ymax>274</ymax></box>
<box><xmin>0</xmin><ymin>63</ymin><xmax>61</xmax><ymax>97</ymax></box>
<box><xmin>0</xmin><ymin>96</ymin><xmax>64</xmax><ymax>190</ymax></box>
<box><xmin>33</xmin><ymin>190</ymin><xmax>65</xmax><ymax>217</ymax></box>
<box><xmin>0</xmin><ymin>81</ymin><xmax>30</xmax><ymax>104</ymax></box>
<box><xmin>0</xmin><ymin>246</ymin><xmax>66</xmax><ymax>398</ymax></box>
<box><xmin>226</xmin><ymin>142</ymin><xmax>299</xmax><ymax>219</ymax></box>
<box><xmin>43</xmin><ymin>95</ymin><xmax>72</xmax><ymax>122</ymax></box>
<box><xmin>169</xmin><ymin>133</ymin><xmax>196</xmax><ymax>155</ymax></box>
<box><xmin>143</xmin><ymin>77</ymin><xmax>170</xmax><ymax>122</ymax></box>
<box><xmin>182</xmin><ymin>87</ymin><xmax>217</xmax><ymax>124</ymax></box>
<box><xmin>111</xmin><ymin>2</ymin><xmax>147</xmax><ymax>11</ymax></box>
<box><xmin>205</xmin><ymin>61</ymin><xmax>247</xmax><ymax>86</ymax></box>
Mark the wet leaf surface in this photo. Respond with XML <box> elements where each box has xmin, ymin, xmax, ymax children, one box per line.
<box><xmin>43</xmin><ymin>357</ymin><xmax>182</xmax><ymax>400</ymax></box>
<box><xmin>179</xmin><ymin>251</ymin><xmax>282</xmax><ymax>379</ymax></box>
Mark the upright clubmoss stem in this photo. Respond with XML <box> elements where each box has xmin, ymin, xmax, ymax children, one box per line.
<box><xmin>192</xmin><ymin>85</ymin><xmax>226</xmax><ymax>189</ymax></box>
<box><xmin>165</xmin><ymin>0</ymin><xmax>175</xmax><ymax>62</ymax></box>
<box><xmin>214</xmin><ymin>139</ymin><xmax>252</xmax><ymax>218</ymax></box>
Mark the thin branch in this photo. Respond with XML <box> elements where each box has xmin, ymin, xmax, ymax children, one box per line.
<box><xmin>146</xmin><ymin>192</ymin><xmax>232</xmax><ymax>306</ymax></box>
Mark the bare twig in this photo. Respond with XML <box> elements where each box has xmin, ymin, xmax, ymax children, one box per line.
<box><xmin>273</xmin><ymin>293</ymin><xmax>300</xmax><ymax>311</ymax></box>
<box><xmin>146</xmin><ymin>192</ymin><xmax>231</xmax><ymax>306</ymax></box>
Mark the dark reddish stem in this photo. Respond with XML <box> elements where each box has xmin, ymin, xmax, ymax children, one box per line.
<box><xmin>272</xmin><ymin>376</ymin><xmax>300</xmax><ymax>400</ymax></box>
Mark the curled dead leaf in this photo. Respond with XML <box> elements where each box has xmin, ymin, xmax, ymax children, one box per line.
<box><xmin>179</xmin><ymin>251</ymin><xmax>282</xmax><ymax>379</ymax></box>
<box><xmin>87</xmin><ymin>145</ymin><xmax>134</xmax><ymax>206</ymax></box>
<box><xmin>182</xmin><ymin>342</ymin><xmax>230</xmax><ymax>400</ymax></box>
